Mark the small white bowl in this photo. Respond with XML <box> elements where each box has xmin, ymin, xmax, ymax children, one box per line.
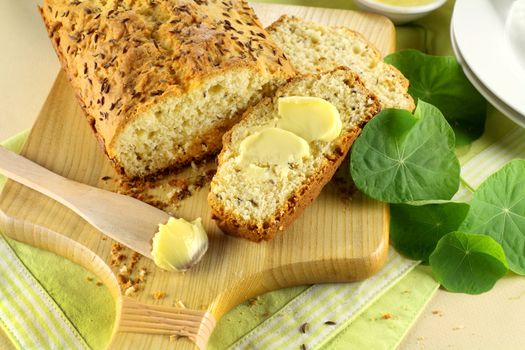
<box><xmin>353</xmin><ymin>0</ymin><xmax>447</xmax><ymax>25</ymax></box>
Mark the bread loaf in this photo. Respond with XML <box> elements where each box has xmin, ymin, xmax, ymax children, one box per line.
<box><xmin>208</xmin><ymin>68</ymin><xmax>380</xmax><ymax>241</ymax></box>
<box><xmin>40</xmin><ymin>0</ymin><xmax>295</xmax><ymax>178</ymax></box>
<box><xmin>267</xmin><ymin>16</ymin><xmax>414</xmax><ymax>110</ymax></box>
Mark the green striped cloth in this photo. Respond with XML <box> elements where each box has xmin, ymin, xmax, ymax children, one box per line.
<box><xmin>228</xmin><ymin>249</ymin><xmax>417</xmax><ymax>350</ymax></box>
<box><xmin>0</xmin><ymin>233</ymin><xmax>88</xmax><ymax>349</ymax></box>
<box><xmin>461</xmin><ymin>128</ymin><xmax>525</xmax><ymax>189</ymax></box>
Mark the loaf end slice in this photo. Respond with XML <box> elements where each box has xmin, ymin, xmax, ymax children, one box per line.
<box><xmin>208</xmin><ymin>68</ymin><xmax>380</xmax><ymax>242</ymax></box>
<box><xmin>267</xmin><ymin>15</ymin><xmax>414</xmax><ymax>111</ymax></box>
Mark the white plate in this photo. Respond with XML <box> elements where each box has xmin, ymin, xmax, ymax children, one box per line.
<box><xmin>452</xmin><ymin>0</ymin><xmax>525</xmax><ymax>119</ymax></box>
<box><xmin>451</xmin><ymin>22</ymin><xmax>525</xmax><ymax>127</ymax></box>
<box><xmin>353</xmin><ymin>0</ymin><xmax>447</xmax><ymax>25</ymax></box>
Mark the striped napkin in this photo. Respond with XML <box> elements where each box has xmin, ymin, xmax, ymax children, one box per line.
<box><xmin>0</xmin><ymin>131</ymin><xmax>88</xmax><ymax>349</ymax></box>
<box><xmin>229</xmin><ymin>249</ymin><xmax>417</xmax><ymax>350</ymax></box>
<box><xmin>0</xmin><ymin>234</ymin><xmax>88</xmax><ymax>349</ymax></box>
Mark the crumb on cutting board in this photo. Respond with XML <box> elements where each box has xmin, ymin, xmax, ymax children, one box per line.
<box><xmin>109</xmin><ymin>243</ymin><xmax>148</xmax><ymax>296</ymax></box>
<box><xmin>153</xmin><ymin>291</ymin><xmax>167</xmax><ymax>300</ymax></box>
<box><xmin>124</xmin><ymin>285</ymin><xmax>136</xmax><ymax>296</ymax></box>
<box><xmin>117</xmin><ymin>158</ymin><xmax>216</xmax><ymax>210</ymax></box>
<box><xmin>174</xmin><ymin>300</ymin><xmax>187</xmax><ymax>309</ymax></box>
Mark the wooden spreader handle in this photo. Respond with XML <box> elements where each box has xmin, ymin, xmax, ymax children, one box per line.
<box><xmin>119</xmin><ymin>297</ymin><xmax>216</xmax><ymax>349</ymax></box>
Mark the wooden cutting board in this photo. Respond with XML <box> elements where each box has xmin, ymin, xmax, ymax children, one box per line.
<box><xmin>0</xmin><ymin>3</ymin><xmax>394</xmax><ymax>349</ymax></box>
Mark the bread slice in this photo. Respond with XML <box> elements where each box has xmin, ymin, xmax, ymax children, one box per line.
<box><xmin>267</xmin><ymin>16</ymin><xmax>414</xmax><ymax>111</ymax></box>
<box><xmin>208</xmin><ymin>68</ymin><xmax>380</xmax><ymax>242</ymax></box>
<box><xmin>40</xmin><ymin>0</ymin><xmax>295</xmax><ymax>179</ymax></box>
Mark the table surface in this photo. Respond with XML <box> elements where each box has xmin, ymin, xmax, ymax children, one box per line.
<box><xmin>1</xmin><ymin>1</ymin><xmax>524</xmax><ymax>349</ymax></box>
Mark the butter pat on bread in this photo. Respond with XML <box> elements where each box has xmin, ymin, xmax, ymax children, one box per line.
<box><xmin>277</xmin><ymin>96</ymin><xmax>342</xmax><ymax>142</ymax></box>
<box><xmin>208</xmin><ymin>68</ymin><xmax>380</xmax><ymax>242</ymax></box>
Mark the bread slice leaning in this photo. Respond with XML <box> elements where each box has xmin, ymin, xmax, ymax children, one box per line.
<box><xmin>208</xmin><ymin>68</ymin><xmax>380</xmax><ymax>242</ymax></box>
<box><xmin>267</xmin><ymin>16</ymin><xmax>415</xmax><ymax>111</ymax></box>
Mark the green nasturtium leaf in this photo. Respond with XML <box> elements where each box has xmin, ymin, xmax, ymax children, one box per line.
<box><xmin>391</xmin><ymin>202</ymin><xmax>470</xmax><ymax>264</ymax></box>
<box><xmin>350</xmin><ymin>100</ymin><xmax>460</xmax><ymax>203</ymax></box>
<box><xmin>429</xmin><ymin>231</ymin><xmax>508</xmax><ymax>294</ymax></box>
<box><xmin>460</xmin><ymin>160</ymin><xmax>525</xmax><ymax>275</ymax></box>
<box><xmin>384</xmin><ymin>49</ymin><xmax>486</xmax><ymax>146</ymax></box>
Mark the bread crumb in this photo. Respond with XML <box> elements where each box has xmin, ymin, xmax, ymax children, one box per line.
<box><xmin>111</xmin><ymin>245</ymin><xmax>147</xmax><ymax>296</ymax></box>
<box><xmin>118</xmin><ymin>274</ymin><xmax>130</xmax><ymax>285</ymax></box>
<box><xmin>138</xmin><ymin>268</ymin><xmax>147</xmax><ymax>282</ymax></box>
<box><xmin>101</xmin><ymin>236</ymin><xmax>107</xmax><ymax>241</ymax></box>
<box><xmin>174</xmin><ymin>300</ymin><xmax>187</xmax><ymax>309</ymax></box>
<box><xmin>119</xmin><ymin>159</ymin><xmax>217</xmax><ymax>209</ymax></box>
<box><xmin>118</xmin><ymin>280</ymin><xmax>131</xmax><ymax>290</ymax></box>
<box><xmin>96</xmin><ymin>282</ymin><xmax>103</xmax><ymax>287</ymax></box>
<box><xmin>110</xmin><ymin>243</ymin><xmax>127</xmax><ymax>266</ymax></box>
<box><xmin>129</xmin><ymin>252</ymin><xmax>141</xmax><ymax>270</ymax></box>
<box><xmin>86</xmin><ymin>276</ymin><xmax>94</xmax><ymax>282</ymax></box>
<box><xmin>112</xmin><ymin>243</ymin><xmax>123</xmax><ymax>252</ymax></box>
<box><xmin>153</xmin><ymin>291</ymin><xmax>167</xmax><ymax>300</ymax></box>
<box><xmin>381</xmin><ymin>313</ymin><xmax>393</xmax><ymax>320</ymax></box>
<box><xmin>432</xmin><ymin>309</ymin><xmax>443</xmax><ymax>317</ymax></box>
<box><xmin>124</xmin><ymin>285</ymin><xmax>136</xmax><ymax>296</ymax></box>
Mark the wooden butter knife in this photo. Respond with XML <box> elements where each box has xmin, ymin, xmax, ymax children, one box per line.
<box><xmin>0</xmin><ymin>145</ymin><xmax>171</xmax><ymax>259</ymax></box>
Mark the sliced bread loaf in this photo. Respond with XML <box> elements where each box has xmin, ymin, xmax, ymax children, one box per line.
<box><xmin>40</xmin><ymin>0</ymin><xmax>295</xmax><ymax>179</ymax></box>
<box><xmin>208</xmin><ymin>68</ymin><xmax>380</xmax><ymax>241</ymax></box>
<box><xmin>267</xmin><ymin>16</ymin><xmax>414</xmax><ymax>111</ymax></box>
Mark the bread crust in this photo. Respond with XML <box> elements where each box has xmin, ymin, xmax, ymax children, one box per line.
<box><xmin>39</xmin><ymin>0</ymin><xmax>295</xmax><ymax>178</ymax></box>
<box><xmin>266</xmin><ymin>15</ymin><xmax>415</xmax><ymax>112</ymax></box>
<box><xmin>208</xmin><ymin>69</ymin><xmax>381</xmax><ymax>242</ymax></box>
